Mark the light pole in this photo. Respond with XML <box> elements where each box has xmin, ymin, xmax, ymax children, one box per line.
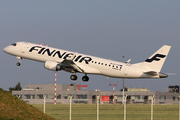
<box><xmin>95</xmin><ymin>89</ymin><xmax>100</xmax><ymax>120</ymax></box>
<box><xmin>54</xmin><ymin>71</ymin><xmax>57</xmax><ymax>104</ymax></box>
<box><xmin>124</xmin><ymin>95</ymin><xmax>127</xmax><ymax>120</ymax></box>
<box><xmin>97</xmin><ymin>95</ymin><xmax>100</xmax><ymax>120</ymax></box>
<box><xmin>123</xmin><ymin>84</ymin><xmax>124</xmax><ymax>104</ymax></box>
<box><xmin>43</xmin><ymin>95</ymin><xmax>46</xmax><ymax>113</ymax></box>
<box><xmin>179</xmin><ymin>96</ymin><xmax>180</xmax><ymax>120</ymax></box>
<box><xmin>69</xmin><ymin>94</ymin><xmax>73</xmax><ymax>120</ymax></box>
<box><xmin>151</xmin><ymin>95</ymin><xmax>154</xmax><ymax>120</ymax></box>
<box><xmin>122</xmin><ymin>56</ymin><xmax>125</xmax><ymax>105</ymax></box>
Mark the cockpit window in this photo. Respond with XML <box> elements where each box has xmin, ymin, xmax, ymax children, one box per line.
<box><xmin>11</xmin><ymin>43</ymin><xmax>17</xmax><ymax>46</ymax></box>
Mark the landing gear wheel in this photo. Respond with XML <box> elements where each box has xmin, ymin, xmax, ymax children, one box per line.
<box><xmin>16</xmin><ymin>57</ymin><xmax>22</xmax><ymax>66</ymax></box>
<box><xmin>82</xmin><ymin>75</ymin><xmax>89</xmax><ymax>82</ymax></box>
<box><xmin>16</xmin><ymin>62</ymin><xmax>21</xmax><ymax>66</ymax></box>
<box><xmin>70</xmin><ymin>75</ymin><xmax>77</xmax><ymax>80</ymax></box>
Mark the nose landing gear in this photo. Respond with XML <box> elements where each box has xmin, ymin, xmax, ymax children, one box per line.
<box><xmin>16</xmin><ymin>62</ymin><xmax>21</xmax><ymax>66</ymax></box>
<box><xmin>16</xmin><ymin>56</ymin><xmax>22</xmax><ymax>66</ymax></box>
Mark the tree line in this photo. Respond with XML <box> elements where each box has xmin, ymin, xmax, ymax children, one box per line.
<box><xmin>9</xmin><ymin>82</ymin><xmax>22</xmax><ymax>93</ymax></box>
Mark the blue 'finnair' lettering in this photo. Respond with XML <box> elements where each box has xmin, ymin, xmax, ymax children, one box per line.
<box><xmin>29</xmin><ymin>46</ymin><xmax>92</xmax><ymax>64</ymax></box>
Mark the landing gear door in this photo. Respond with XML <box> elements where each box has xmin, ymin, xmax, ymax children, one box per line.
<box><xmin>21</xmin><ymin>43</ymin><xmax>28</xmax><ymax>53</ymax></box>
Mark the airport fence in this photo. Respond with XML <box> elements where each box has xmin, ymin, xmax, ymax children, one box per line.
<box><xmin>31</xmin><ymin>99</ymin><xmax>180</xmax><ymax>120</ymax></box>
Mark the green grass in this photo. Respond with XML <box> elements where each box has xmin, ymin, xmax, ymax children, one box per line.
<box><xmin>32</xmin><ymin>104</ymin><xmax>179</xmax><ymax>120</ymax></box>
<box><xmin>0</xmin><ymin>88</ymin><xmax>54</xmax><ymax>120</ymax></box>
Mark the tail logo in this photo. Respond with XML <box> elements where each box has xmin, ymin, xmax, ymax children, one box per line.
<box><xmin>145</xmin><ymin>54</ymin><xmax>166</xmax><ymax>62</ymax></box>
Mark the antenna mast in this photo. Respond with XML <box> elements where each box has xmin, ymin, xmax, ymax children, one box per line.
<box><xmin>109</xmin><ymin>82</ymin><xmax>118</xmax><ymax>104</ymax></box>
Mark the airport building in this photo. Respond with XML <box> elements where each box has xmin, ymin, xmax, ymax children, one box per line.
<box><xmin>12</xmin><ymin>83</ymin><xmax>180</xmax><ymax>104</ymax></box>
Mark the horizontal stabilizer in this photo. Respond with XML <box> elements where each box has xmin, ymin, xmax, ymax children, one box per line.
<box><xmin>144</xmin><ymin>71</ymin><xmax>158</xmax><ymax>75</ymax></box>
<box><xmin>144</xmin><ymin>71</ymin><xmax>168</xmax><ymax>78</ymax></box>
<box><xmin>159</xmin><ymin>73</ymin><xmax>168</xmax><ymax>78</ymax></box>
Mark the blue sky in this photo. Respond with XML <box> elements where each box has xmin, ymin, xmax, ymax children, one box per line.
<box><xmin>0</xmin><ymin>1</ymin><xmax>179</xmax><ymax>92</ymax></box>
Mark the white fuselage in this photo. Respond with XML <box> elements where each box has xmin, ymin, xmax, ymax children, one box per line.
<box><xmin>3</xmin><ymin>42</ymin><xmax>162</xmax><ymax>79</ymax></box>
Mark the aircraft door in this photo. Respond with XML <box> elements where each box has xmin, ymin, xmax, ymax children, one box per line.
<box><xmin>124</xmin><ymin>64</ymin><xmax>130</xmax><ymax>75</ymax></box>
<box><xmin>21</xmin><ymin>43</ymin><xmax>28</xmax><ymax>53</ymax></box>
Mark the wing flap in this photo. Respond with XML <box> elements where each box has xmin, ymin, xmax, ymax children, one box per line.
<box><xmin>61</xmin><ymin>60</ymin><xmax>84</xmax><ymax>73</ymax></box>
<box><xmin>59</xmin><ymin>52</ymin><xmax>100</xmax><ymax>74</ymax></box>
<box><xmin>60</xmin><ymin>52</ymin><xmax>84</xmax><ymax>73</ymax></box>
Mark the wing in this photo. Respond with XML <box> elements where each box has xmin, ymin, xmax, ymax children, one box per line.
<box><xmin>60</xmin><ymin>52</ymin><xmax>84</xmax><ymax>73</ymax></box>
<box><xmin>59</xmin><ymin>52</ymin><xmax>101</xmax><ymax>74</ymax></box>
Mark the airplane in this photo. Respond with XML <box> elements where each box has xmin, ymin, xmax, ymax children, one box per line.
<box><xmin>3</xmin><ymin>42</ymin><xmax>171</xmax><ymax>82</ymax></box>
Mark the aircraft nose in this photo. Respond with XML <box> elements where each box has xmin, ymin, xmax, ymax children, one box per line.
<box><xmin>3</xmin><ymin>46</ymin><xmax>10</xmax><ymax>53</ymax></box>
<box><xmin>3</xmin><ymin>47</ymin><xmax>7</xmax><ymax>52</ymax></box>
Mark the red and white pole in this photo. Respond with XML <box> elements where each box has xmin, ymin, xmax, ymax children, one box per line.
<box><xmin>113</xmin><ymin>85</ymin><xmax>115</xmax><ymax>104</ymax></box>
<box><xmin>54</xmin><ymin>71</ymin><xmax>57</xmax><ymax>104</ymax></box>
<box><xmin>109</xmin><ymin>83</ymin><xmax>118</xmax><ymax>104</ymax></box>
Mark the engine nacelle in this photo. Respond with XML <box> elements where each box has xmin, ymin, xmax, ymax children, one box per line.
<box><xmin>44</xmin><ymin>61</ymin><xmax>61</xmax><ymax>71</ymax></box>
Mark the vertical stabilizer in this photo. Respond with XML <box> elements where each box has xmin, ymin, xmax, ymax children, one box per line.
<box><xmin>134</xmin><ymin>45</ymin><xmax>171</xmax><ymax>72</ymax></box>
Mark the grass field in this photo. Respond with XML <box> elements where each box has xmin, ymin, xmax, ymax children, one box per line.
<box><xmin>0</xmin><ymin>88</ymin><xmax>54</xmax><ymax>120</ymax></box>
<box><xmin>32</xmin><ymin>104</ymin><xmax>179</xmax><ymax>120</ymax></box>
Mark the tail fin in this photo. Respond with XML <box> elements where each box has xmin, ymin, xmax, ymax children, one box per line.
<box><xmin>134</xmin><ymin>45</ymin><xmax>171</xmax><ymax>72</ymax></box>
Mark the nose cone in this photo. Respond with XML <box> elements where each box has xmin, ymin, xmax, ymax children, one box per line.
<box><xmin>3</xmin><ymin>47</ymin><xmax>8</xmax><ymax>53</ymax></box>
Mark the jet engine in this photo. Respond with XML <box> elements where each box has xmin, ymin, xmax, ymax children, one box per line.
<box><xmin>44</xmin><ymin>61</ymin><xmax>61</xmax><ymax>71</ymax></box>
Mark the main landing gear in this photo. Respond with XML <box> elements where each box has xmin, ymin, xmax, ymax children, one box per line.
<box><xmin>16</xmin><ymin>57</ymin><xmax>22</xmax><ymax>66</ymax></box>
<box><xmin>82</xmin><ymin>74</ymin><xmax>89</xmax><ymax>82</ymax></box>
<box><xmin>70</xmin><ymin>74</ymin><xmax>89</xmax><ymax>82</ymax></box>
<box><xmin>70</xmin><ymin>74</ymin><xmax>78</xmax><ymax>80</ymax></box>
